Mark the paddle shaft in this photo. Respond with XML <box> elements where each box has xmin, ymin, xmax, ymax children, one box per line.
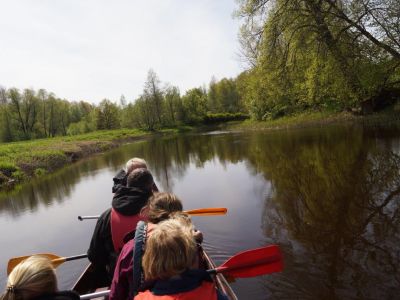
<box><xmin>80</xmin><ymin>290</ymin><xmax>110</xmax><ymax>300</ymax></box>
<box><xmin>78</xmin><ymin>207</ymin><xmax>227</xmax><ymax>221</ymax></box>
<box><xmin>78</xmin><ymin>216</ymin><xmax>98</xmax><ymax>221</ymax></box>
<box><xmin>54</xmin><ymin>254</ymin><xmax>87</xmax><ymax>263</ymax></box>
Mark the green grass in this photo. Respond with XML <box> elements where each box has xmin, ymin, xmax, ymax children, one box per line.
<box><xmin>224</xmin><ymin>111</ymin><xmax>351</xmax><ymax>131</ymax></box>
<box><xmin>0</xmin><ymin>129</ymin><xmax>152</xmax><ymax>187</ymax></box>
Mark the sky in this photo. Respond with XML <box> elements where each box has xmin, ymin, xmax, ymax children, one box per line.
<box><xmin>0</xmin><ymin>0</ymin><xmax>243</xmax><ymax>104</ymax></box>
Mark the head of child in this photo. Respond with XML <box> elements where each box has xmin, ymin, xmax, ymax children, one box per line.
<box><xmin>144</xmin><ymin>192</ymin><xmax>183</xmax><ymax>224</ymax></box>
<box><xmin>125</xmin><ymin>158</ymin><xmax>147</xmax><ymax>175</ymax></box>
<box><xmin>127</xmin><ymin>168</ymin><xmax>154</xmax><ymax>193</ymax></box>
<box><xmin>2</xmin><ymin>256</ymin><xmax>57</xmax><ymax>300</ymax></box>
<box><xmin>142</xmin><ymin>218</ymin><xmax>197</xmax><ymax>280</ymax></box>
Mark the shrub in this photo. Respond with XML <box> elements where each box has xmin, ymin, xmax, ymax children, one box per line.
<box><xmin>203</xmin><ymin>113</ymin><xmax>249</xmax><ymax>124</ymax></box>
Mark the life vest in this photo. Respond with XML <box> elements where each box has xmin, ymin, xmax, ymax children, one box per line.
<box><xmin>134</xmin><ymin>281</ymin><xmax>218</xmax><ymax>300</ymax></box>
<box><xmin>111</xmin><ymin>208</ymin><xmax>144</xmax><ymax>252</ymax></box>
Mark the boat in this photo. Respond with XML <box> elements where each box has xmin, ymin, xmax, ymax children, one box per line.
<box><xmin>72</xmin><ymin>247</ymin><xmax>238</xmax><ymax>299</ymax></box>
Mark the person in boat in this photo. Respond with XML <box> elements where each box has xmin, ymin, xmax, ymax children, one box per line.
<box><xmin>1</xmin><ymin>255</ymin><xmax>79</xmax><ymax>300</ymax></box>
<box><xmin>109</xmin><ymin>193</ymin><xmax>203</xmax><ymax>300</ymax></box>
<box><xmin>134</xmin><ymin>218</ymin><xmax>228</xmax><ymax>300</ymax></box>
<box><xmin>112</xmin><ymin>158</ymin><xmax>158</xmax><ymax>193</ymax></box>
<box><xmin>87</xmin><ymin>168</ymin><xmax>155</xmax><ymax>284</ymax></box>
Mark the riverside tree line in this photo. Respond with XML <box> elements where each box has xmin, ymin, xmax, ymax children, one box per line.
<box><xmin>0</xmin><ymin>70</ymin><xmax>246</xmax><ymax>142</ymax></box>
<box><xmin>1</xmin><ymin>0</ymin><xmax>399</xmax><ymax>142</ymax></box>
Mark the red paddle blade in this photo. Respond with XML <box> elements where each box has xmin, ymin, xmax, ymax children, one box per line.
<box><xmin>215</xmin><ymin>245</ymin><xmax>283</xmax><ymax>278</ymax></box>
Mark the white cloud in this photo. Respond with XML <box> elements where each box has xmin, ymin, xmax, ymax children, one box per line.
<box><xmin>0</xmin><ymin>0</ymin><xmax>242</xmax><ymax>104</ymax></box>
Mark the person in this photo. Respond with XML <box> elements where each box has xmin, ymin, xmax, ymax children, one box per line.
<box><xmin>1</xmin><ymin>255</ymin><xmax>79</xmax><ymax>300</ymax></box>
<box><xmin>109</xmin><ymin>193</ymin><xmax>203</xmax><ymax>300</ymax></box>
<box><xmin>112</xmin><ymin>158</ymin><xmax>158</xmax><ymax>193</ymax></box>
<box><xmin>87</xmin><ymin>168</ymin><xmax>155</xmax><ymax>284</ymax></box>
<box><xmin>134</xmin><ymin>219</ymin><xmax>228</xmax><ymax>300</ymax></box>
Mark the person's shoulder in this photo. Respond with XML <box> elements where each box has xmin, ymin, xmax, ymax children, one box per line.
<box><xmin>120</xmin><ymin>239</ymin><xmax>135</xmax><ymax>258</ymax></box>
<box><xmin>99</xmin><ymin>208</ymin><xmax>112</xmax><ymax>219</ymax></box>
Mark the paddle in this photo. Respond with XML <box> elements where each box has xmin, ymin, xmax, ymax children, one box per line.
<box><xmin>7</xmin><ymin>254</ymin><xmax>87</xmax><ymax>275</ymax></box>
<box><xmin>79</xmin><ymin>245</ymin><xmax>283</xmax><ymax>299</ymax></box>
<box><xmin>208</xmin><ymin>245</ymin><xmax>283</xmax><ymax>278</ymax></box>
<box><xmin>78</xmin><ymin>207</ymin><xmax>228</xmax><ymax>220</ymax></box>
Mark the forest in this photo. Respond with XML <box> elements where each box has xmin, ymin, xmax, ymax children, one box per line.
<box><xmin>0</xmin><ymin>0</ymin><xmax>399</xmax><ymax>142</ymax></box>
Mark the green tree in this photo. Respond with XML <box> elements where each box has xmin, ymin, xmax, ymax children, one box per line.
<box><xmin>164</xmin><ymin>85</ymin><xmax>181</xmax><ymax>125</ymax></box>
<box><xmin>144</xmin><ymin>69</ymin><xmax>164</xmax><ymax>126</ymax></box>
<box><xmin>96</xmin><ymin>99</ymin><xmax>121</xmax><ymax>130</ymax></box>
<box><xmin>181</xmin><ymin>87</ymin><xmax>207</xmax><ymax>124</ymax></box>
<box><xmin>0</xmin><ymin>87</ymin><xmax>13</xmax><ymax>142</ymax></box>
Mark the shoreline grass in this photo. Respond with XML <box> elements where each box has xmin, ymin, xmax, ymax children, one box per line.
<box><xmin>0</xmin><ymin>128</ymin><xmax>176</xmax><ymax>189</ymax></box>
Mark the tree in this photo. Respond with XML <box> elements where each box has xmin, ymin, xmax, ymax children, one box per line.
<box><xmin>0</xmin><ymin>87</ymin><xmax>13</xmax><ymax>142</ymax></box>
<box><xmin>144</xmin><ymin>69</ymin><xmax>164</xmax><ymax>126</ymax></box>
<box><xmin>207</xmin><ymin>77</ymin><xmax>219</xmax><ymax>113</ymax></box>
<box><xmin>96</xmin><ymin>99</ymin><xmax>121</xmax><ymax>130</ymax></box>
<box><xmin>7</xmin><ymin>88</ymin><xmax>39</xmax><ymax>139</ymax></box>
<box><xmin>181</xmin><ymin>88</ymin><xmax>207</xmax><ymax>124</ymax></box>
<box><xmin>235</xmin><ymin>0</ymin><xmax>400</xmax><ymax>115</ymax></box>
<box><xmin>164</xmin><ymin>85</ymin><xmax>181</xmax><ymax>125</ymax></box>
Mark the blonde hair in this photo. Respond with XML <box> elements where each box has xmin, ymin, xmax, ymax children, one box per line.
<box><xmin>1</xmin><ymin>256</ymin><xmax>57</xmax><ymax>300</ymax></box>
<box><xmin>147</xmin><ymin>193</ymin><xmax>183</xmax><ymax>224</ymax></box>
<box><xmin>125</xmin><ymin>158</ymin><xmax>147</xmax><ymax>174</ymax></box>
<box><xmin>142</xmin><ymin>219</ymin><xmax>197</xmax><ymax>280</ymax></box>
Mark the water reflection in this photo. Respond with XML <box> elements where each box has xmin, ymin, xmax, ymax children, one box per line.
<box><xmin>259</xmin><ymin>126</ymin><xmax>400</xmax><ymax>299</ymax></box>
<box><xmin>1</xmin><ymin>125</ymin><xmax>399</xmax><ymax>299</ymax></box>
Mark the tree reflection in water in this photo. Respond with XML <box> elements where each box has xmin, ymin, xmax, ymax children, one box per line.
<box><xmin>259</xmin><ymin>126</ymin><xmax>400</xmax><ymax>299</ymax></box>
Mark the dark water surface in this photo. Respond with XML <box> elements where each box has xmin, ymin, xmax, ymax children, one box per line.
<box><xmin>1</xmin><ymin>124</ymin><xmax>400</xmax><ymax>299</ymax></box>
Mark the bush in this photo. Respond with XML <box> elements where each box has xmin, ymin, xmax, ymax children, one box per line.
<box><xmin>34</xmin><ymin>168</ymin><xmax>48</xmax><ymax>177</ymax></box>
<box><xmin>203</xmin><ymin>113</ymin><xmax>249</xmax><ymax>124</ymax></box>
<box><xmin>0</xmin><ymin>162</ymin><xmax>18</xmax><ymax>177</ymax></box>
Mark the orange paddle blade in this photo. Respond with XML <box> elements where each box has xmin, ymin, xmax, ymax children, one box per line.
<box><xmin>7</xmin><ymin>253</ymin><xmax>87</xmax><ymax>275</ymax></box>
<box><xmin>185</xmin><ymin>207</ymin><xmax>227</xmax><ymax>216</ymax></box>
<box><xmin>7</xmin><ymin>253</ymin><xmax>61</xmax><ymax>275</ymax></box>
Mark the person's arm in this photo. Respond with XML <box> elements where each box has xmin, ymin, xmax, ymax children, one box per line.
<box><xmin>87</xmin><ymin>209</ymin><xmax>111</xmax><ymax>269</ymax></box>
<box><xmin>109</xmin><ymin>241</ymin><xmax>134</xmax><ymax>300</ymax></box>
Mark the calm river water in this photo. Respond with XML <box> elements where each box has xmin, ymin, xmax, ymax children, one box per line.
<box><xmin>1</xmin><ymin>124</ymin><xmax>400</xmax><ymax>300</ymax></box>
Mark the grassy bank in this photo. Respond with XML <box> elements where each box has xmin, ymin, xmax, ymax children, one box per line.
<box><xmin>223</xmin><ymin>107</ymin><xmax>400</xmax><ymax>131</ymax></box>
<box><xmin>0</xmin><ymin>128</ymin><xmax>187</xmax><ymax>189</ymax></box>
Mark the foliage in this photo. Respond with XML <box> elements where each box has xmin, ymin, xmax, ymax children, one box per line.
<box><xmin>203</xmin><ymin>112</ymin><xmax>249</xmax><ymax>124</ymax></box>
<box><xmin>96</xmin><ymin>99</ymin><xmax>121</xmax><ymax>130</ymax></box>
<box><xmin>235</xmin><ymin>0</ymin><xmax>400</xmax><ymax>119</ymax></box>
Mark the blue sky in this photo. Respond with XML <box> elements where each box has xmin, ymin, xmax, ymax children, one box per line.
<box><xmin>0</xmin><ymin>0</ymin><xmax>243</xmax><ymax>104</ymax></box>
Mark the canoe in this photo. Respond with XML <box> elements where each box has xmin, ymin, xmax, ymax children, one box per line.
<box><xmin>72</xmin><ymin>248</ymin><xmax>238</xmax><ymax>299</ymax></box>
<box><xmin>201</xmin><ymin>248</ymin><xmax>238</xmax><ymax>300</ymax></box>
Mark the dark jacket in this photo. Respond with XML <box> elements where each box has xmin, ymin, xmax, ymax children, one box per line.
<box><xmin>112</xmin><ymin>169</ymin><xmax>127</xmax><ymax>193</ymax></box>
<box><xmin>87</xmin><ymin>186</ymin><xmax>152</xmax><ymax>282</ymax></box>
<box><xmin>33</xmin><ymin>291</ymin><xmax>80</xmax><ymax>300</ymax></box>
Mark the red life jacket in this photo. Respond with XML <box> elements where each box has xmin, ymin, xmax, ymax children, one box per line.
<box><xmin>134</xmin><ymin>281</ymin><xmax>218</xmax><ymax>300</ymax></box>
<box><xmin>110</xmin><ymin>208</ymin><xmax>144</xmax><ymax>252</ymax></box>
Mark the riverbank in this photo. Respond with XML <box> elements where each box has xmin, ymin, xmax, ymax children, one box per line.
<box><xmin>1</xmin><ymin>107</ymin><xmax>399</xmax><ymax>190</ymax></box>
<box><xmin>222</xmin><ymin>108</ymin><xmax>400</xmax><ymax>131</ymax></box>
<box><xmin>0</xmin><ymin>128</ymin><xmax>189</xmax><ymax>189</ymax></box>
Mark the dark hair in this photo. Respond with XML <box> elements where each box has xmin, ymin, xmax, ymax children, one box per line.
<box><xmin>147</xmin><ymin>192</ymin><xmax>183</xmax><ymax>224</ymax></box>
<box><xmin>126</xmin><ymin>168</ymin><xmax>154</xmax><ymax>191</ymax></box>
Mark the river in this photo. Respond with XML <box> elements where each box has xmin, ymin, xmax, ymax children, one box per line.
<box><xmin>1</xmin><ymin>123</ymin><xmax>400</xmax><ymax>299</ymax></box>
